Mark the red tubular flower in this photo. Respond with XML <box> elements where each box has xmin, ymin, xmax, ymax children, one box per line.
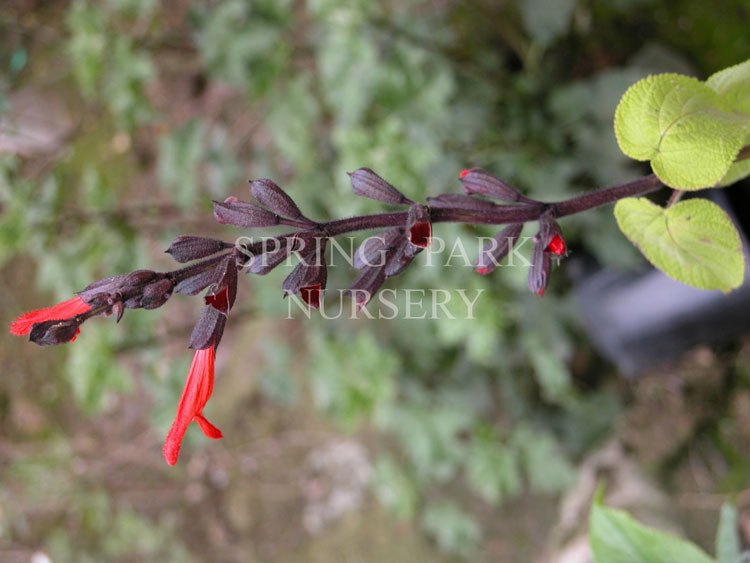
<box><xmin>10</xmin><ymin>296</ymin><xmax>91</xmax><ymax>337</ymax></box>
<box><xmin>163</xmin><ymin>345</ymin><xmax>223</xmax><ymax>466</ymax></box>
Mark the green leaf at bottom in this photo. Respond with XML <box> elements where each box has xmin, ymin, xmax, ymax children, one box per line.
<box><xmin>589</xmin><ymin>503</ymin><xmax>714</xmax><ymax>563</ymax></box>
<box><xmin>716</xmin><ymin>502</ymin><xmax>741</xmax><ymax>563</ymax></box>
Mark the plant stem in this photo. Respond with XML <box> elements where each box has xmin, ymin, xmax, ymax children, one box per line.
<box><xmin>319</xmin><ymin>174</ymin><xmax>664</xmax><ymax>238</ymax></box>
<box><xmin>667</xmin><ymin>189</ymin><xmax>685</xmax><ymax>208</ymax></box>
<box><xmin>550</xmin><ymin>174</ymin><xmax>663</xmax><ymax>218</ymax></box>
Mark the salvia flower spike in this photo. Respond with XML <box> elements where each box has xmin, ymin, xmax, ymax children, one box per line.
<box><xmin>11</xmin><ymin>165</ymin><xmax>666</xmax><ymax>465</ymax></box>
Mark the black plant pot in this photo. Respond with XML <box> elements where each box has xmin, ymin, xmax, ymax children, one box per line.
<box><xmin>571</xmin><ymin>185</ymin><xmax>750</xmax><ymax>376</ymax></box>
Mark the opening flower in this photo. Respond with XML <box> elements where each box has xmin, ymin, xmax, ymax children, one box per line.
<box><xmin>407</xmin><ymin>204</ymin><xmax>432</xmax><ymax>249</ymax></box>
<box><xmin>300</xmin><ymin>283</ymin><xmax>322</xmax><ymax>309</ymax></box>
<box><xmin>10</xmin><ymin>296</ymin><xmax>91</xmax><ymax>337</ymax></box>
<box><xmin>163</xmin><ymin>345</ymin><xmax>223</xmax><ymax>466</ymax></box>
<box><xmin>546</xmin><ymin>233</ymin><xmax>567</xmax><ymax>256</ymax></box>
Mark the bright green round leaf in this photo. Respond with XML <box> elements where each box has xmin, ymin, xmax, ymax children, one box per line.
<box><xmin>707</xmin><ymin>59</ymin><xmax>750</xmax><ymax>113</ymax></box>
<box><xmin>614</xmin><ymin>197</ymin><xmax>745</xmax><ymax>292</ymax></box>
<box><xmin>614</xmin><ymin>73</ymin><xmax>750</xmax><ymax>190</ymax></box>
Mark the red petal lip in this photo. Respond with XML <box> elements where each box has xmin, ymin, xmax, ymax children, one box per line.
<box><xmin>300</xmin><ymin>284</ymin><xmax>322</xmax><ymax>309</ymax></box>
<box><xmin>10</xmin><ymin>296</ymin><xmax>91</xmax><ymax>336</ymax></box>
<box><xmin>546</xmin><ymin>234</ymin><xmax>566</xmax><ymax>256</ymax></box>
<box><xmin>459</xmin><ymin>169</ymin><xmax>472</xmax><ymax>179</ymax></box>
<box><xmin>409</xmin><ymin>222</ymin><xmax>432</xmax><ymax>248</ymax></box>
<box><xmin>195</xmin><ymin>414</ymin><xmax>223</xmax><ymax>439</ymax></box>
<box><xmin>163</xmin><ymin>345</ymin><xmax>222</xmax><ymax>466</ymax></box>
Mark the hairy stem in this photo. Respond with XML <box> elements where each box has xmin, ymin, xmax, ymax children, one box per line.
<box><xmin>549</xmin><ymin>174</ymin><xmax>663</xmax><ymax>218</ymax></box>
<box><xmin>317</xmin><ymin>174</ymin><xmax>664</xmax><ymax>238</ymax></box>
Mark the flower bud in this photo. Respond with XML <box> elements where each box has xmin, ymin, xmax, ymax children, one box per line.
<box><xmin>191</xmin><ymin>259</ymin><xmax>237</xmax><ymax>349</ymax></box>
<box><xmin>348</xmin><ymin>168</ymin><xmax>413</xmax><ymax>206</ymax></box>
<box><xmin>189</xmin><ymin>305</ymin><xmax>226</xmax><ymax>350</ymax></box>
<box><xmin>283</xmin><ymin>259</ymin><xmax>326</xmax><ymax>293</ymax></box>
<box><xmin>174</xmin><ymin>255</ymin><xmax>230</xmax><ymax>295</ymax></box>
<box><xmin>29</xmin><ymin>317</ymin><xmax>83</xmax><ymax>346</ymax></box>
<box><xmin>476</xmin><ymin>223</ymin><xmax>523</xmax><ymax>275</ymax></box>
<box><xmin>536</xmin><ymin>212</ymin><xmax>556</xmax><ymax>248</ymax></box>
<box><xmin>204</xmin><ymin>254</ymin><xmax>238</xmax><ymax>315</ymax></box>
<box><xmin>347</xmin><ymin>266</ymin><xmax>387</xmax><ymax>309</ymax></box>
<box><xmin>528</xmin><ymin>241</ymin><xmax>551</xmax><ymax>296</ymax></box>
<box><xmin>213</xmin><ymin>199</ymin><xmax>279</xmax><ymax>228</ymax></box>
<box><xmin>166</xmin><ymin>236</ymin><xmax>233</xmax><ymax>263</ymax></box>
<box><xmin>283</xmin><ymin>240</ymin><xmax>328</xmax><ymax>309</ymax></box>
<box><xmin>78</xmin><ymin>270</ymin><xmax>162</xmax><ymax>306</ymax></box>
<box><xmin>384</xmin><ymin>239</ymin><xmax>418</xmax><ymax>277</ymax></box>
<box><xmin>250</xmin><ymin>178</ymin><xmax>312</xmax><ymax>224</ymax></box>
<box><xmin>354</xmin><ymin>229</ymin><xmax>402</xmax><ymax>269</ymax></box>
<box><xmin>459</xmin><ymin>168</ymin><xmax>533</xmax><ymax>203</ymax></box>
<box><xmin>140</xmin><ymin>278</ymin><xmax>175</xmax><ymax>309</ymax></box>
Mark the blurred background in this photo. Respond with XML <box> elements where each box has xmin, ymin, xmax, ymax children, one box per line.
<box><xmin>1</xmin><ymin>0</ymin><xmax>750</xmax><ymax>561</ymax></box>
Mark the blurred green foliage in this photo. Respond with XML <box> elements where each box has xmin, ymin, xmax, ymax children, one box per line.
<box><xmin>2</xmin><ymin>0</ymin><xmax>749</xmax><ymax>559</ymax></box>
<box><xmin>8</xmin><ymin>446</ymin><xmax>192</xmax><ymax>562</ymax></box>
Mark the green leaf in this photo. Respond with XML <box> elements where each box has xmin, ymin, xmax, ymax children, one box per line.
<box><xmin>707</xmin><ymin>60</ymin><xmax>750</xmax><ymax>186</ymax></box>
<box><xmin>465</xmin><ymin>435</ymin><xmax>521</xmax><ymax>504</ymax></box>
<box><xmin>707</xmin><ymin>60</ymin><xmax>750</xmax><ymax>114</ymax></box>
<box><xmin>614</xmin><ymin>72</ymin><xmax>750</xmax><ymax>189</ymax></box>
<box><xmin>309</xmin><ymin>331</ymin><xmax>398</xmax><ymax>430</ymax></box>
<box><xmin>514</xmin><ymin>425</ymin><xmax>576</xmax><ymax>494</ymax></box>
<box><xmin>67</xmin><ymin>3</ymin><xmax>106</xmax><ymax>97</ymax></box>
<box><xmin>157</xmin><ymin>120</ymin><xmax>205</xmax><ymax>208</ymax></box>
<box><xmin>716</xmin><ymin>502</ymin><xmax>741</xmax><ymax>563</ymax></box>
<box><xmin>589</xmin><ymin>503</ymin><xmax>714</xmax><ymax>563</ymax></box>
<box><xmin>372</xmin><ymin>455</ymin><xmax>417</xmax><ymax>520</ymax></box>
<box><xmin>614</xmin><ymin>197</ymin><xmax>745</xmax><ymax>292</ymax></box>
<box><xmin>421</xmin><ymin>501</ymin><xmax>481</xmax><ymax>556</ymax></box>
